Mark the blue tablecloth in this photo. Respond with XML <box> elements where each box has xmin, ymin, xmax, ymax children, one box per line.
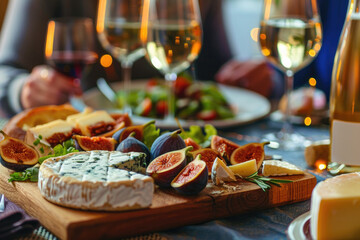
<box><xmin>160</xmin><ymin>119</ymin><xmax>329</xmax><ymax>240</ymax></box>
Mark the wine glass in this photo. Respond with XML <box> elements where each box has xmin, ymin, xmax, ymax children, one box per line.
<box><xmin>97</xmin><ymin>0</ymin><xmax>146</xmax><ymax>115</ymax></box>
<box><xmin>259</xmin><ymin>0</ymin><xmax>322</xmax><ymax>150</ymax></box>
<box><xmin>45</xmin><ymin>18</ymin><xmax>98</xmax><ymax>111</ymax></box>
<box><xmin>140</xmin><ymin>0</ymin><xmax>202</xmax><ymax>122</ymax></box>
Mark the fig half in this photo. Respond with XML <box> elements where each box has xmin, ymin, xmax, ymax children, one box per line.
<box><xmin>146</xmin><ymin>146</ymin><xmax>192</xmax><ymax>187</ymax></box>
<box><xmin>0</xmin><ymin>130</ymin><xmax>39</xmax><ymax>171</ymax></box>
<box><xmin>73</xmin><ymin>135</ymin><xmax>117</xmax><ymax>151</ymax></box>
<box><xmin>211</xmin><ymin>135</ymin><xmax>240</xmax><ymax>159</ymax></box>
<box><xmin>191</xmin><ymin>148</ymin><xmax>225</xmax><ymax>175</ymax></box>
<box><xmin>230</xmin><ymin>142</ymin><xmax>270</xmax><ymax>169</ymax></box>
<box><xmin>171</xmin><ymin>155</ymin><xmax>208</xmax><ymax>195</ymax></box>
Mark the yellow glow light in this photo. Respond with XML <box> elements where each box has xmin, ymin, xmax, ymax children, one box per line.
<box><xmin>304</xmin><ymin>117</ymin><xmax>312</xmax><ymax>126</ymax></box>
<box><xmin>309</xmin><ymin>77</ymin><xmax>317</xmax><ymax>87</ymax></box>
<box><xmin>261</xmin><ymin>49</ymin><xmax>270</xmax><ymax>56</ymax></box>
<box><xmin>100</xmin><ymin>54</ymin><xmax>113</xmax><ymax>68</ymax></box>
<box><xmin>251</xmin><ymin>28</ymin><xmax>260</xmax><ymax>42</ymax></box>
<box><xmin>45</xmin><ymin>21</ymin><xmax>55</xmax><ymax>58</ymax></box>
<box><xmin>315</xmin><ymin>159</ymin><xmax>328</xmax><ymax>171</ymax></box>
<box><xmin>97</xmin><ymin>0</ymin><xmax>106</xmax><ymax>33</ymax></box>
<box><xmin>140</xmin><ymin>0</ymin><xmax>150</xmax><ymax>43</ymax></box>
<box><xmin>309</xmin><ymin>49</ymin><xmax>316</xmax><ymax>57</ymax></box>
<box><xmin>168</xmin><ymin>50</ymin><xmax>173</xmax><ymax>57</ymax></box>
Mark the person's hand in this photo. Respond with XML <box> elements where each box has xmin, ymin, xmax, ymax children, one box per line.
<box><xmin>215</xmin><ymin>59</ymin><xmax>274</xmax><ymax>97</ymax></box>
<box><xmin>21</xmin><ymin>65</ymin><xmax>82</xmax><ymax>109</ymax></box>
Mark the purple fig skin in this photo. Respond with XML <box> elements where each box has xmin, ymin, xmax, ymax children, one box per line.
<box><xmin>151</xmin><ymin>129</ymin><xmax>186</xmax><ymax>159</ymax></box>
<box><xmin>171</xmin><ymin>160</ymin><xmax>208</xmax><ymax>195</ymax></box>
<box><xmin>146</xmin><ymin>146</ymin><xmax>192</xmax><ymax>188</ymax></box>
<box><xmin>116</xmin><ymin>133</ymin><xmax>152</xmax><ymax>165</ymax></box>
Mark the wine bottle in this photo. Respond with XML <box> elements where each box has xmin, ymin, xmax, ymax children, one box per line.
<box><xmin>329</xmin><ymin>0</ymin><xmax>360</xmax><ymax>174</ymax></box>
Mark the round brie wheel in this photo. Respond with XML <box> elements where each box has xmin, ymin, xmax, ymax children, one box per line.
<box><xmin>38</xmin><ymin>151</ymin><xmax>154</xmax><ymax>211</ymax></box>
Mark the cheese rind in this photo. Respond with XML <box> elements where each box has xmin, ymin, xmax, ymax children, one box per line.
<box><xmin>211</xmin><ymin>157</ymin><xmax>236</xmax><ymax>185</ymax></box>
<box><xmin>261</xmin><ymin>160</ymin><xmax>304</xmax><ymax>177</ymax></box>
<box><xmin>310</xmin><ymin>172</ymin><xmax>360</xmax><ymax>240</ymax></box>
<box><xmin>38</xmin><ymin>151</ymin><xmax>153</xmax><ymax>211</ymax></box>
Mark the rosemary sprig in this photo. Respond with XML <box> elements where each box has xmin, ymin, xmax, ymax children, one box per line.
<box><xmin>243</xmin><ymin>172</ymin><xmax>293</xmax><ymax>192</ymax></box>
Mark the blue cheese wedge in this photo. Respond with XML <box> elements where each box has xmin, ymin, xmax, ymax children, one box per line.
<box><xmin>261</xmin><ymin>160</ymin><xmax>304</xmax><ymax>177</ymax></box>
<box><xmin>38</xmin><ymin>151</ymin><xmax>153</xmax><ymax>211</ymax></box>
<box><xmin>211</xmin><ymin>157</ymin><xmax>236</xmax><ymax>185</ymax></box>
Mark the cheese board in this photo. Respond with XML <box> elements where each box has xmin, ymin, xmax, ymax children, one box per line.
<box><xmin>0</xmin><ymin>165</ymin><xmax>316</xmax><ymax>240</ymax></box>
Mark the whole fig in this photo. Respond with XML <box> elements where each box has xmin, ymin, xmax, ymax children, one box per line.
<box><xmin>151</xmin><ymin>129</ymin><xmax>186</xmax><ymax>159</ymax></box>
<box><xmin>116</xmin><ymin>132</ymin><xmax>152</xmax><ymax>165</ymax></box>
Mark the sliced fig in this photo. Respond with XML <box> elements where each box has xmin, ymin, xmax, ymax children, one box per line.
<box><xmin>0</xmin><ymin>130</ymin><xmax>39</xmax><ymax>171</ymax></box>
<box><xmin>112</xmin><ymin>120</ymin><xmax>155</xmax><ymax>143</ymax></box>
<box><xmin>151</xmin><ymin>129</ymin><xmax>186</xmax><ymax>159</ymax></box>
<box><xmin>184</xmin><ymin>138</ymin><xmax>201</xmax><ymax>151</ymax></box>
<box><xmin>230</xmin><ymin>142</ymin><xmax>270</xmax><ymax>169</ymax></box>
<box><xmin>116</xmin><ymin>132</ymin><xmax>152</xmax><ymax>165</ymax></box>
<box><xmin>73</xmin><ymin>135</ymin><xmax>117</xmax><ymax>151</ymax></box>
<box><xmin>171</xmin><ymin>155</ymin><xmax>208</xmax><ymax>195</ymax></box>
<box><xmin>211</xmin><ymin>135</ymin><xmax>240</xmax><ymax>159</ymax></box>
<box><xmin>97</xmin><ymin>122</ymin><xmax>125</xmax><ymax>138</ymax></box>
<box><xmin>146</xmin><ymin>146</ymin><xmax>192</xmax><ymax>188</ymax></box>
<box><xmin>191</xmin><ymin>148</ymin><xmax>225</xmax><ymax>175</ymax></box>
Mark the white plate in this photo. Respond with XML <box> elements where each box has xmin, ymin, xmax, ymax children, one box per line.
<box><xmin>83</xmin><ymin>80</ymin><xmax>271</xmax><ymax>129</ymax></box>
<box><xmin>287</xmin><ymin>211</ymin><xmax>312</xmax><ymax>240</ymax></box>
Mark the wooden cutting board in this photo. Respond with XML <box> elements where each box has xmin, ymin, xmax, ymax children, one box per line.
<box><xmin>0</xmin><ymin>165</ymin><xmax>316</xmax><ymax>240</ymax></box>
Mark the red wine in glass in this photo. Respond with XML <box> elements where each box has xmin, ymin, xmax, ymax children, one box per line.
<box><xmin>47</xmin><ymin>51</ymin><xmax>98</xmax><ymax>79</ymax></box>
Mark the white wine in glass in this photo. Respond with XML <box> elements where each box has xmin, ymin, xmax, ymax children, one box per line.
<box><xmin>97</xmin><ymin>0</ymin><xmax>146</xmax><ymax>114</ymax></box>
<box><xmin>141</xmin><ymin>0</ymin><xmax>202</xmax><ymax>122</ymax></box>
<box><xmin>259</xmin><ymin>0</ymin><xmax>322</xmax><ymax>150</ymax></box>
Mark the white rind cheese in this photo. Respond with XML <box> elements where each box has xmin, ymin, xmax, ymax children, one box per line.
<box><xmin>310</xmin><ymin>172</ymin><xmax>360</xmax><ymax>240</ymax></box>
<box><xmin>261</xmin><ymin>160</ymin><xmax>304</xmax><ymax>177</ymax></box>
<box><xmin>211</xmin><ymin>158</ymin><xmax>236</xmax><ymax>185</ymax></box>
<box><xmin>38</xmin><ymin>151</ymin><xmax>153</xmax><ymax>211</ymax></box>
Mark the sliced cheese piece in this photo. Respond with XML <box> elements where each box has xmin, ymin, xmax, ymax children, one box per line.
<box><xmin>211</xmin><ymin>157</ymin><xmax>236</xmax><ymax>185</ymax></box>
<box><xmin>72</xmin><ymin>110</ymin><xmax>115</xmax><ymax>136</ymax></box>
<box><xmin>66</xmin><ymin>107</ymin><xmax>93</xmax><ymax>126</ymax></box>
<box><xmin>261</xmin><ymin>160</ymin><xmax>304</xmax><ymax>177</ymax></box>
<box><xmin>228</xmin><ymin>159</ymin><xmax>257</xmax><ymax>177</ymax></box>
<box><xmin>38</xmin><ymin>151</ymin><xmax>153</xmax><ymax>211</ymax></box>
<box><xmin>25</xmin><ymin>119</ymin><xmax>74</xmax><ymax>151</ymax></box>
<box><xmin>310</xmin><ymin>172</ymin><xmax>360</xmax><ymax>240</ymax></box>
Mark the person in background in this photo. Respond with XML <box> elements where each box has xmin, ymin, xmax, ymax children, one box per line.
<box><xmin>0</xmin><ymin>0</ymin><xmax>274</xmax><ymax>118</ymax></box>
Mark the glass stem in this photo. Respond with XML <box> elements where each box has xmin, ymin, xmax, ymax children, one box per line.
<box><xmin>281</xmin><ymin>70</ymin><xmax>294</xmax><ymax>136</ymax></box>
<box><xmin>165</xmin><ymin>72</ymin><xmax>177</xmax><ymax>122</ymax></box>
<box><xmin>121</xmin><ymin>61</ymin><xmax>133</xmax><ymax>115</ymax></box>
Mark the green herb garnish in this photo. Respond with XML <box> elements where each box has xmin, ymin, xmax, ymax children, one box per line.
<box><xmin>38</xmin><ymin>139</ymin><xmax>78</xmax><ymax>164</ymax></box>
<box><xmin>33</xmin><ymin>135</ymin><xmax>43</xmax><ymax>146</ymax></box>
<box><xmin>179</xmin><ymin>124</ymin><xmax>217</xmax><ymax>148</ymax></box>
<box><xmin>8</xmin><ymin>139</ymin><xmax>78</xmax><ymax>182</ymax></box>
<box><xmin>143</xmin><ymin>122</ymin><xmax>160</xmax><ymax>149</ymax></box>
<box><xmin>8</xmin><ymin>166</ymin><xmax>39</xmax><ymax>182</ymax></box>
<box><xmin>243</xmin><ymin>172</ymin><xmax>293</xmax><ymax>192</ymax></box>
